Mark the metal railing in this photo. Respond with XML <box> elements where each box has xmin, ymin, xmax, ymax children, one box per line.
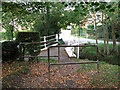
<box><xmin>40</xmin><ymin>34</ymin><xmax>59</xmax><ymax>51</ymax></box>
<box><xmin>47</xmin><ymin>44</ymin><xmax>99</xmax><ymax>80</ymax></box>
<box><xmin>19</xmin><ymin>34</ymin><xmax>59</xmax><ymax>60</ymax></box>
<box><xmin>19</xmin><ymin>41</ymin><xmax>59</xmax><ymax>60</ymax></box>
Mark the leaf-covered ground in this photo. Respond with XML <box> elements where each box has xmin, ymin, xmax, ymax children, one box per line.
<box><xmin>2</xmin><ymin>47</ymin><xmax>119</xmax><ymax>88</ymax></box>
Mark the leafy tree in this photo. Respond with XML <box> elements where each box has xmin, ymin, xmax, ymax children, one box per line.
<box><xmin>32</xmin><ymin>2</ymin><xmax>65</xmax><ymax>36</ymax></box>
<box><xmin>106</xmin><ymin>2</ymin><xmax>119</xmax><ymax>54</ymax></box>
<box><xmin>2</xmin><ymin>2</ymin><xmax>41</xmax><ymax>40</ymax></box>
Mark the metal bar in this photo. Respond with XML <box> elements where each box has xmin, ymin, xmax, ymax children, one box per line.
<box><xmin>97</xmin><ymin>60</ymin><xmax>99</xmax><ymax>73</ymax></box>
<box><xmin>50</xmin><ymin>61</ymin><xmax>98</xmax><ymax>65</ymax></box>
<box><xmin>57</xmin><ymin>34</ymin><xmax>60</xmax><ymax>63</ymax></box>
<box><xmin>48</xmin><ymin>48</ymin><xmax>50</xmax><ymax>80</ymax></box>
<box><xmin>58</xmin><ymin>44</ymin><xmax>60</xmax><ymax>63</ymax></box>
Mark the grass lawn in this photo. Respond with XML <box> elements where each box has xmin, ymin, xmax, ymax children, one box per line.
<box><xmin>72</xmin><ymin>34</ymin><xmax>115</xmax><ymax>42</ymax></box>
<box><xmin>74</xmin><ymin>59</ymin><xmax>119</xmax><ymax>88</ymax></box>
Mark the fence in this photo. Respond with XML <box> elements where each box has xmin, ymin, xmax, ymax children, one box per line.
<box><xmin>19</xmin><ymin>34</ymin><xmax>59</xmax><ymax>60</ymax></box>
<box><xmin>47</xmin><ymin>44</ymin><xmax>99</xmax><ymax>80</ymax></box>
<box><xmin>40</xmin><ymin>34</ymin><xmax>59</xmax><ymax>51</ymax></box>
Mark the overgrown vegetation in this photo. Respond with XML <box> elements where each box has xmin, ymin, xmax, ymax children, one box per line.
<box><xmin>79</xmin><ymin>43</ymin><xmax>120</xmax><ymax>65</ymax></box>
<box><xmin>16</xmin><ymin>32</ymin><xmax>41</xmax><ymax>60</ymax></box>
<box><xmin>2</xmin><ymin>41</ymin><xmax>19</xmax><ymax>61</ymax></box>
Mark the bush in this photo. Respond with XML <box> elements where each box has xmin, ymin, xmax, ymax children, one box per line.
<box><xmin>16</xmin><ymin>32</ymin><xmax>41</xmax><ymax>60</ymax></box>
<box><xmin>58</xmin><ymin>39</ymin><xmax>65</xmax><ymax>44</ymax></box>
<box><xmin>79</xmin><ymin>47</ymin><xmax>97</xmax><ymax>60</ymax></box>
<box><xmin>79</xmin><ymin>43</ymin><xmax>120</xmax><ymax>65</ymax></box>
<box><xmin>103</xmin><ymin>54</ymin><xmax>120</xmax><ymax>66</ymax></box>
<box><xmin>2</xmin><ymin>41</ymin><xmax>19</xmax><ymax>62</ymax></box>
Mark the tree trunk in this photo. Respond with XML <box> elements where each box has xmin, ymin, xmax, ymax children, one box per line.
<box><xmin>118</xmin><ymin>9</ymin><xmax>120</xmax><ymax>55</ymax></box>
<box><xmin>46</xmin><ymin>5</ymin><xmax>50</xmax><ymax>36</ymax></box>
<box><xmin>111</xmin><ymin>20</ymin><xmax>118</xmax><ymax>54</ymax></box>
<box><xmin>102</xmin><ymin>12</ymin><xmax>106</xmax><ymax>54</ymax></box>
<box><xmin>95</xmin><ymin>30</ymin><xmax>98</xmax><ymax>44</ymax></box>
<box><xmin>11</xmin><ymin>18</ymin><xmax>14</xmax><ymax>40</ymax></box>
<box><xmin>105</xmin><ymin>17</ymin><xmax>109</xmax><ymax>55</ymax></box>
<box><xmin>95</xmin><ymin>14</ymin><xmax>98</xmax><ymax>44</ymax></box>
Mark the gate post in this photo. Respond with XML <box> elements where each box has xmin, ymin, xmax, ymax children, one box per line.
<box><xmin>97</xmin><ymin>60</ymin><xmax>99</xmax><ymax>73</ymax></box>
<box><xmin>48</xmin><ymin>48</ymin><xmax>50</xmax><ymax>80</ymax></box>
<box><xmin>44</xmin><ymin>36</ymin><xmax>47</xmax><ymax>49</ymax></box>
<box><xmin>96</xmin><ymin>45</ymin><xmax>99</xmax><ymax>73</ymax></box>
<box><xmin>57</xmin><ymin>34</ymin><xmax>60</xmax><ymax>62</ymax></box>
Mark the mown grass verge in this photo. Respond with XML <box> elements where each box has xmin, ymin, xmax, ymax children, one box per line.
<box><xmin>74</xmin><ymin>59</ymin><xmax>119</xmax><ymax>88</ymax></box>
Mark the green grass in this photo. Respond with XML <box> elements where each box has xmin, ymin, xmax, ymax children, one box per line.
<box><xmin>12</xmin><ymin>62</ymin><xmax>29</xmax><ymax>75</ymax></box>
<box><xmin>38</xmin><ymin>58</ymin><xmax>58</xmax><ymax>63</ymax></box>
<box><xmin>72</xmin><ymin>34</ymin><xmax>113</xmax><ymax>41</ymax></box>
<box><xmin>74</xmin><ymin>59</ymin><xmax>97</xmax><ymax>72</ymax></box>
<box><xmin>12</xmin><ymin>70</ymin><xmax>20</xmax><ymax>75</ymax></box>
<box><xmin>91</xmin><ymin>64</ymin><xmax>119</xmax><ymax>88</ymax></box>
<box><xmin>79</xmin><ymin>43</ymin><xmax>120</xmax><ymax>65</ymax></box>
<box><xmin>74</xmin><ymin>59</ymin><xmax>119</xmax><ymax>88</ymax></box>
<box><xmin>21</xmin><ymin>66</ymin><xmax>29</xmax><ymax>74</ymax></box>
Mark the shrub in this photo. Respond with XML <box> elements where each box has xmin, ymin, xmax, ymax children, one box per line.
<box><xmin>58</xmin><ymin>39</ymin><xmax>65</xmax><ymax>44</ymax></box>
<box><xmin>79</xmin><ymin>47</ymin><xmax>97</xmax><ymax>60</ymax></box>
<box><xmin>79</xmin><ymin>43</ymin><xmax>119</xmax><ymax>65</ymax></box>
<box><xmin>16</xmin><ymin>32</ymin><xmax>41</xmax><ymax>60</ymax></box>
<box><xmin>2</xmin><ymin>41</ymin><xmax>19</xmax><ymax>62</ymax></box>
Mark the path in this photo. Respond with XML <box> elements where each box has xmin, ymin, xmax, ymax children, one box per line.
<box><xmin>2</xmin><ymin>46</ymin><xmax>118</xmax><ymax>88</ymax></box>
<box><xmin>40</xmin><ymin>45</ymin><xmax>71</xmax><ymax>62</ymax></box>
<box><xmin>60</xmin><ymin>30</ymin><xmax>120</xmax><ymax>45</ymax></box>
<box><xmin>20</xmin><ymin>46</ymin><xmax>97</xmax><ymax>88</ymax></box>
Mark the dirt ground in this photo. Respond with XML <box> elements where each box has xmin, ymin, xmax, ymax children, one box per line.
<box><xmin>2</xmin><ymin>46</ymin><xmax>111</xmax><ymax>88</ymax></box>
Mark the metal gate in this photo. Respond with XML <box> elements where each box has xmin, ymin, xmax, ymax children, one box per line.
<box><xmin>47</xmin><ymin>44</ymin><xmax>99</xmax><ymax>80</ymax></box>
